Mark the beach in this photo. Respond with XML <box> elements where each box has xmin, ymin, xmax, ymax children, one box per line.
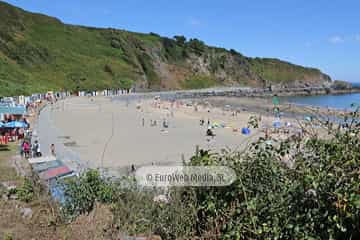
<box><xmin>32</xmin><ymin>95</ymin><xmax>313</xmax><ymax>176</ymax></box>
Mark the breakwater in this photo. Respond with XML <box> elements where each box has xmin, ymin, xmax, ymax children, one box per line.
<box><xmin>113</xmin><ymin>87</ymin><xmax>360</xmax><ymax>101</ymax></box>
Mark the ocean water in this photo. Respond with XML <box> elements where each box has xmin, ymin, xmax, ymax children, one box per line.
<box><xmin>283</xmin><ymin>93</ymin><xmax>360</xmax><ymax>110</ymax></box>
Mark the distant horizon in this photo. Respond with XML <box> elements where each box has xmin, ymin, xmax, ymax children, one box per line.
<box><xmin>3</xmin><ymin>0</ymin><xmax>360</xmax><ymax>83</ymax></box>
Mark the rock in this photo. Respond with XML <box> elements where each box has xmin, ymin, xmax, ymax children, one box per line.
<box><xmin>1</xmin><ymin>181</ymin><xmax>19</xmax><ymax>201</ymax></box>
<box><xmin>118</xmin><ymin>234</ymin><xmax>161</xmax><ymax>240</ymax></box>
<box><xmin>110</xmin><ymin>39</ymin><xmax>121</xmax><ymax>49</ymax></box>
<box><xmin>153</xmin><ymin>194</ymin><xmax>169</xmax><ymax>204</ymax></box>
<box><xmin>332</xmin><ymin>80</ymin><xmax>352</xmax><ymax>90</ymax></box>
<box><xmin>306</xmin><ymin>189</ymin><xmax>317</xmax><ymax>198</ymax></box>
<box><xmin>20</xmin><ymin>207</ymin><xmax>33</xmax><ymax>219</ymax></box>
<box><xmin>9</xmin><ymin>194</ymin><xmax>18</xmax><ymax>200</ymax></box>
<box><xmin>2</xmin><ymin>194</ymin><xmax>9</xmax><ymax>201</ymax></box>
<box><xmin>148</xmin><ymin>236</ymin><xmax>162</xmax><ymax>240</ymax></box>
<box><xmin>1</xmin><ymin>181</ymin><xmax>17</xmax><ymax>191</ymax></box>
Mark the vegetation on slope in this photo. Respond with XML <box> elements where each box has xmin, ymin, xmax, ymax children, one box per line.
<box><xmin>0</xmin><ymin>1</ymin><xmax>331</xmax><ymax>96</ymax></box>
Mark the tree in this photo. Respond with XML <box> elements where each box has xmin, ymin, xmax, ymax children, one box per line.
<box><xmin>119</xmin><ymin>78</ymin><xmax>133</xmax><ymax>90</ymax></box>
<box><xmin>174</xmin><ymin>35</ymin><xmax>186</xmax><ymax>46</ymax></box>
<box><xmin>230</xmin><ymin>49</ymin><xmax>239</xmax><ymax>55</ymax></box>
<box><xmin>187</xmin><ymin>38</ymin><xmax>205</xmax><ymax>53</ymax></box>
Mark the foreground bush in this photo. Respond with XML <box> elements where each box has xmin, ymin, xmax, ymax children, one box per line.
<box><xmin>183</xmin><ymin>109</ymin><xmax>360</xmax><ymax>239</ymax></box>
<box><xmin>63</xmin><ymin>169</ymin><xmax>117</xmax><ymax>217</ymax></box>
<box><xmin>16</xmin><ymin>178</ymin><xmax>34</xmax><ymax>203</ymax></box>
<box><xmin>63</xmin><ymin>110</ymin><xmax>360</xmax><ymax>239</ymax></box>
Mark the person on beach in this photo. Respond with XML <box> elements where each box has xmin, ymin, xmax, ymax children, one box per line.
<box><xmin>32</xmin><ymin>140</ymin><xmax>41</xmax><ymax>157</ymax></box>
<box><xmin>150</xmin><ymin>119</ymin><xmax>157</xmax><ymax>127</ymax></box>
<box><xmin>32</xmin><ymin>141</ymin><xmax>36</xmax><ymax>157</ymax></box>
<box><xmin>22</xmin><ymin>141</ymin><xmax>30</xmax><ymax>158</ymax></box>
<box><xmin>206</xmin><ymin>127</ymin><xmax>215</xmax><ymax>137</ymax></box>
<box><xmin>142</xmin><ymin>118</ymin><xmax>145</xmax><ymax>127</ymax></box>
<box><xmin>19</xmin><ymin>140</ymin><xmax>24</xmax><ymax>157</ymax></box>
<box><xmin>50</xmin><ymin>144</ymin><xmax>56</xmax><ymax>156</ymax></box>
<box><xmin>163</xmin><ymin>119</ymin><xmax>168</xmax><ymax>128</ymax></box>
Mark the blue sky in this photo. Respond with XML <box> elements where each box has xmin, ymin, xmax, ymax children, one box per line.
<box><xmin>5</xmin><ymin>0</ymin><xmax>360</xmax><ymax>82</ymax></box>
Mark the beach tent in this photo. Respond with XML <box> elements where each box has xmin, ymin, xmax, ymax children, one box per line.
<box><xmin>273</xmin><ymin>121</ymin><xmax>281</xmax><ymax>128</ymax></box>
<box><xmin>304</xmin><ymin>116</ymin><xmax>312</xmax><ymax>122</ymax></box>
<box><xmin>4</xmin><ymin>121</ymin><xmax>28</xmax><ymax>128</ymax></box>
<box><xmin>241</xmin><ymin>127</ymin><xmax>251</xmax><ymax>135</ymax></box>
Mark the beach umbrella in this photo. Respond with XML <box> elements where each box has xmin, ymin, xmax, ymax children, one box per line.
<box><xmin>4</xmin><ymin>121</ymin><xmax>28</xmax><ymax>128</ymax></box>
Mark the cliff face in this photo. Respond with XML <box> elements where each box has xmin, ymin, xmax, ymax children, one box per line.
<box><xmin>0</xmin><ymin>1</ymin><xmax>331</xmax><ymax>96</ymax></box>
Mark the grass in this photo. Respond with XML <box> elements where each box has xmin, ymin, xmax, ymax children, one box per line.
<box><xmin>182</xmin><ymin>74</ymin><xmax>217</xmax><ymax>89</ymax></box>
<box><xmin>249</xmin><ymin>57</ymin><xmax>328</xmax><ymax>83</ymax></box>
<box><xmin>0</xmin><ymin>143</ymin><xmax>19</xmax><ymax>182</ymax></box>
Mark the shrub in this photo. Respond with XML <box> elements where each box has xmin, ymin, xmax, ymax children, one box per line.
<box><xmin>16</xmin><ymin>178</ymin><xmax>34</xmax><ymax>203</ymax></box>
<box><xmin>181</xmin><ymin>109</ymin><xmax>360</xmax><ymax>239</ymax></box>
<box><xmin>61</xmin><ymin>109</ymin><xmax>360</xmax><ymax>239</ymax></box>
<box><xmin>174</xmin><ymin>35</ymin><xmax>186</xmax><ymax>46</ymax></box>
<box><xmin>187</xmin><ymin>38</ymin><xmax>206</xmax><ymax>54</ymax></box>
<box><xmin>3</xmin><ymin>233</ymin><xmax>14</xmax><ymax>240</ymax></box>
<box><xmin>63</xmin><ymin>169</ymin><xmax>116</xmax><ymax>217</ymax></box>
<box><xmin>119</xmin><ymin>78</ymin><xmax>133</xmax><ymax>90</ymax></box>
<box><xmin>111</xmin><ymin>188</ymin><xmax>197</xmax><ymax>239</ymax></box>
<box><xmin>182</xmin><ymin>75</ymin><xmax>217</xmax><ymax>89</ymax></box>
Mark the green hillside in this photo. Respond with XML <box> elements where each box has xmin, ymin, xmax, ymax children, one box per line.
<box><xmin>0</xmin><ymin>1</ymin><xmax>331</xmax><ymax>96</ymax></box>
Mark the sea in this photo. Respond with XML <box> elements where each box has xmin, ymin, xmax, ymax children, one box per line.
<box><xmin>283</xmin><ymin>93</ymin><xmax>360</xmax><ymax>110</ymax></box>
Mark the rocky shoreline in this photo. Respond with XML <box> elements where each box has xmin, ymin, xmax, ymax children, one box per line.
<box><xmin>129</xmin><ymin>86</ymin><xmax>360</xmax><ymax>101</ymax></box>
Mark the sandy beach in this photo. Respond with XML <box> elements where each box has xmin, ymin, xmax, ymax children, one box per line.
<box><xmin>36</xmin><ymin>95</ymin><xmax>307</xmax><ymax>175</ymax></box>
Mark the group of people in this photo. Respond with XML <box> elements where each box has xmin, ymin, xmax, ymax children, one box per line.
<box><xmin>145</xmin><ymin>118</ymin><xmax>169</xmax><ymax>129</ymax></box>
<box><xmin>200</xmin><ymin>118</ymin><xmax>216</xmax><ymax>137</ymax></box>
<box><xmin>200</xmin><ymin>118</ymin><xmax>211</xmax><ymax>126</ymax></box>
<box><xmin>20</xmin><ymin>139</ymin><xmax>56</xmax><ymax>159</ymax></box>
<box><xmin>20</xmin><ymin>140</ymin><xmax>41</xmax><ymax>158</ymax></box>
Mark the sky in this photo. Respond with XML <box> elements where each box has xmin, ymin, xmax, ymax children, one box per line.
<box><xmin>4</xmin><ymin>0</ymin><xmax>360</xmax><ymax>82</ymax></box>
